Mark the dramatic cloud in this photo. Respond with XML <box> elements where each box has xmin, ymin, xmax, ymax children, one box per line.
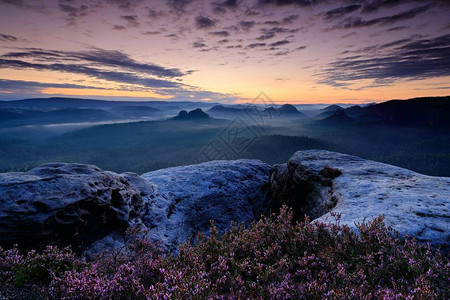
<box><xmin>0</xmin><ymin>48</ymin><xmax>191</xmax><ymax>89</ymax></box>
<box><xmin>113</xmin><ymin>25</ymin><xmax>126</xmax><ymax>30</ymax></box>
<box><xmin>282</xmin><ymin>14</ymin><xmax>299</xmax><ymax>24</ymax></box>
<box><xmin>121</xmin><ymin>15</ymin><xmax>140</xmax><ymax>27</ymax></box>
<box><xmin>324</xmin><ymin>5</ymin><xmax>361</xmax><ymax>20</ymax></box>
<box><xmin>212</xmin><ymin>0</ymin><xmax>238</xmax><ymax>14</ymax></box>
<box><xmin>258</xmin><ymin>0</ymin><xmax>313</xmax><ymax>7</ymax></box>
<box><xmin>195</xmin><ymin>16</ymin><xmax>216</xmax><ymax>29</ymax></box>
<box><xmin>0</xmin><ymin>0</ymin><xmax>449</xmax><ymax>102</ymax></box>
<box><xmin>193</xmin><ymin>41</ymin><xmax>207</xmax><ymax>48</ymax></box>
<box><xmin>106</xmin><ymin>0</ymin><xmax>143</xmax><ymax>11</ymax></box>
<box><xmin>210</xmin><ymin>31</ymin><xmax>230</xmax><ymax>37</ymax></box>
<box><xmin>319</xmin><ymin>34</ymin><xmax>450</xmax><ymax>87</ymax></box>
<box><xmin>2</xmin><ymin>48</ymin><xmax>185</xmax><ymax>77</ymax></box>
<box><xmin>269</xmin><ymin>40</ymin><xmax>291</xmax><ymax>47</ymax></box>
<box><xmin>0</xmin><ymin>58</ymin><xmax>180</xmax><ymax>88</ymax></box>
<box><xmin>166</xmin><ymin>0</ymin><xmax>194</xmax><ymax>13</ymax></box>
<box><xmin>257</xmin><ymin>27</ymin><xmax>298</xmax><ymax>40</ymax></box>
<box><xmin>335</xmin><ymin>5</ymin><xmax>430</xmax><ymax>29</ymax></box>
<box><xmin>0</xmin><ymin>0</ymin><xmax>25</xmax><ymax>7</ymax></box>
<box><xmin>386</xmin><ymin>26</ymin><xmax>408</xmax><ymax>32</ymax></box>
<box><xmin>0</xmin><ymin>79</ymin><xmax>107</xmax><ymax>91</ymax></box>
<box><xmin>58</xmin><ymin>0</ymin><xmax>89</xmax><ymax>21</ymax></box>
<box><xmin>239</xmin><ymin>21</ymin><xmax>256</xmax><ymax>31</ymax></box>
<box><xmin>247</xmin><ymin>42</ymin><xmax>266</xmax><ymax>49</ymax></box>
<box><xmin>0</xmin><ymin>33</ymin><xmax>17</xmax><ymax>42</ymax></box>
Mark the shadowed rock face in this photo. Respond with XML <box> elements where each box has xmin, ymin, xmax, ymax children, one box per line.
<box><xmin>272</xmin><ymin>150</ymin><xmax>450</xmax><ymax>251</ymax></box>
<box><xmin>270</xmin><ymin>159</ymin><xmax>341</xmax><ymax>221</ymax></box>
<box><xmin>0</xmin><ymin>163</ymin><xmax>152</xmax><ymax>252</ymax></box>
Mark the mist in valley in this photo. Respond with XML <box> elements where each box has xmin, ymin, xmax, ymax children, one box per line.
<box><xmin>1</xmin><ymin>97</ymin><xmax>449</xmax><ymax>176</ymax></box>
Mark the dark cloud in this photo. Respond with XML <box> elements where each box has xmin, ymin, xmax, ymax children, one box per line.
<box><xmin>324</xmin><ymin>5</ymin><xmax>361</xmax><ymax>20</ymax></box>
<box><xmin>166</xmin><ymin>0</ymin><xmax>193</xmax><ymax>13</ymax></box>
<box><xmin>113</xmin><ymin>25</ymin><xmax>127</xmax><ymax>30</ymax></box>
<box><xmin>147</xmin><ymin>8</ymin><xmax>163</xmax><ymax>18</ymax></box>
<box><xmin>264</xmin><ymin>20</ymin><xmax>280</xmax><ymax>26</ymax></box>
<box><xmin>258</xmin><ymin>0</ymin><xmax>313</xmax><ymax>6</ymax></box>
<box><xmin>1</xmin><ymin>48</ymin><xmax>186</xmax><ymax>78</ymax></box>
<box><xmin>106</xmin><ymin>0</ymin><xmax>143</xmax><ymax>11</ymax></box>
<box><xmin>225</xmin><ymin>44</ymin><xmax>243</xmax><ymax>48</ymax></box>
<box><xmin>0</xmin><ymin>57</ymin><xmax>181</xmax><ymax>89</ymax></box>
<box><xmin>223</xmin><ymin>0</ymin><xmax>238</xmax><ymax>7</ymax></box>
<box><xmin>319</xmin><ymin>34</ymin><xmax>450</xmax><ymax>87</ymax></box>
<box><xmin>193</xmin><ymin>41</ymin><xmax>207</xmax><ymax>48</ymax></box>
<box><xmin>386</xmin><ymin>26</ymin><xmax>408</xmax><ymax>32</ymax></box>
<box><xmin>142</xmin><ymin>31</ymin><xmax>161</xmax><ymax>35</ymax></box>
<box><xmin>361</xmin><ymin>0</ymin><xmax>406</xmax><ymax>13</ymax></box>
<box><xmin>335</xmin><ymin>5</ymin><xmax>430</xmax><ymax>29</ymax></box>
<box><xmin>213</xmin><ymin>0</ymin><xmax>238</xmax><ymax>14</ymax></box>
<box><xmin>0</xmin><ymin>33</ymin><xmax>18</xmax><ymax>42</ymax></box>
<box><xmin>195</xmin><ymin>16</ymin><xmax>216</xmax><ymax>29</ymax></box>
<box><xmin>0</xmin><ymin>0</ymin><xmax>25</xmax><ymax>7</ymax></box>
<box><xmin>210</xmin><ymin>31</ymin><xmax>230</xmax><ymax>37</ymax></box>
<box><xmin>257</xmin><ymin>27</ymin><xmax>298</xmax><ymax>40</ymax></box>
<box><xmin>359</xmin><ymin>0</ymin><xmax>449</xmax><ymax>14</ymax></box>
<box><xmin>247</xmin><ymin>43</ymin><xmax>266</xmax><ymax>48</ymax></box>
<box><xmin>257</xmin><ymin>32</ymin><xmax>276</xmax><ymax>40</ymax></box>
<box><xmin>239</xmin><ymin>21</ymin><xmax>256</xmax><ymax>31</ymax></box>
<box><xmin>121</xmin><ymin>15</ymin><xmax>140</xmax><ymax>27</ymax></box>
<box><xmin>218</xmin><ymin>39</ymin><xmax>229</xmax><ymax>44</ymax></box>
<box><xmin>282</xmin><ymin>14</ymin><xmax>299</xmax><ymax>24</ymax></box>
<box><xmin>269</xmin><ymin>40</ymin><xmax>291</xmax><ymax>47</ymax></box>
<box><xmin>58</xmin><ymin>0</ymin><xmax>89</xmax><ymax>21</ymax></box>
<box><xmin>0</xmin><ymin>79</ymin><xmax>107</xmax><ymax>91</ymax></box>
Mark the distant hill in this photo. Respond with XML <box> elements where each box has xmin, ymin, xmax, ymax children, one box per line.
<box><xmin>209</xmin><ymin>105</ymin><xmax>244</xmax><ymax>114</ymax></box>
<box><xmin>0</xmin><ymin>97</ymin><xmax>219</xmax><ymax>109</ymax></box>
<box><xmin>278</xmin><ymin>104</ymin><xmax>305</xmax><ymax>116</ymax></box>
<box><xmin>322</xmin><ymin>104</ymin><xmax>343</xmax><ymax>111</ymax></box>
<box><xmin>173</xmin><ymin>108</ymin><xmax>210</xmax><ymax>120</ymax></box>
<box><xmin>318</xmin><ymin>108</ymin><xmax>353</xmax><ymax>124</ymax></box>
<box><xmin>344</xmin><ymin>105</ymin><xmax>366</xmax><ymax>117</ymax></box>
<box><xmin>109</xmin><ymin>106</ymin><xmax>160</xmax><ymax>118</ymax></box>
<box><xmin>0</xmin><ymin>107</ymin><xmax>117</xmax><ymax>126</ymax></box>
<box><xmin>263</xmin><ymin>104</ymin><xmax>305</xmax><ymax>117</ymax></box>
<box><xmin>346</xmin><ymin>96</ymin><xmax>450</xmax><ymax>127</ymax></box>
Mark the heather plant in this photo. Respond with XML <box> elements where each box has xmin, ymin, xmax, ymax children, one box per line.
<box><xmin>0</xmin><ymin>245</ymin><xmax>79</xmax><ymax>287</ymax></box>
<box><xmin>0</xmin><ymin>206</ymin><xmax>448</xmax><ymax>299</ymax></box>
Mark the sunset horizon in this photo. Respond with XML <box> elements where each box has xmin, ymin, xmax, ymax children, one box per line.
<box><xmin>1</xmin><ymin>0</ymin><xmax>449</xmax><ymax>104</ymax></box>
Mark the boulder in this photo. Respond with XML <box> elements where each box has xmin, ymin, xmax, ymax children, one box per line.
<box><xmin>271</xmin><ymin>150</ymin><xmax>450</xmax><ymax>250</ymax></box>
<box><xmin>141</xmin><ymin>159</ymin><xmax>271</xmax><ymax>252</ymax></box>
<box><xmin>0</xmin><ymin>163</ymin><xmax>152</xmax><ymax>252</ymax></box>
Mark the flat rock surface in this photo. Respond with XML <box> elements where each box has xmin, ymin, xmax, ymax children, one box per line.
<box><xmin>292</xmin><ymin>150</ymin><xmax>450</xmax><ymax>249</ymax></box>
<box><xmin>141</xmin><ymin>159</ymin><xmax>271</xmax><ymax>251</ymax></box>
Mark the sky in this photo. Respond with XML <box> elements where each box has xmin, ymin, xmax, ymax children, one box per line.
<box><xmin>0</xmin><ymin>0</ymin><xmax>449</xmax><ymax>104</ymax></box>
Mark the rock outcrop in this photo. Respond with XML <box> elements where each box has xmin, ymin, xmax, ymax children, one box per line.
<box><xmin>0</xmin><ymin>160</ymin><xmax>271</xmax><ymax>254</ymax></box>
<box><xmin>1</xmin><ymin>151</ymin><xmax>448</xmax><ymax>254</ymax></box>
<box><xmin>0</xmin><ymin>163</ymin><xmax>152</xmax><ymax>252</ymax></box>
<box><xmin>140</xmin><ymin>159</ymin><xmax>271</xmax><ymax>252</ymax></box>
<box><xmin>172</xmin><ymin>108</ymin><xmax>210</xmax><ymax>120</ymax></box>
<box><xmin>271</xmin><ymin>150</ymin><xmax>450</xmax><ymax>250</ymax></box>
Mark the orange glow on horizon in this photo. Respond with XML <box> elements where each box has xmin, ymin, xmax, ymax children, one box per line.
<box><xmin>40</xmin><ymin>88</ymin><xmax>174</xmax><ymax>100</ymax></box>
